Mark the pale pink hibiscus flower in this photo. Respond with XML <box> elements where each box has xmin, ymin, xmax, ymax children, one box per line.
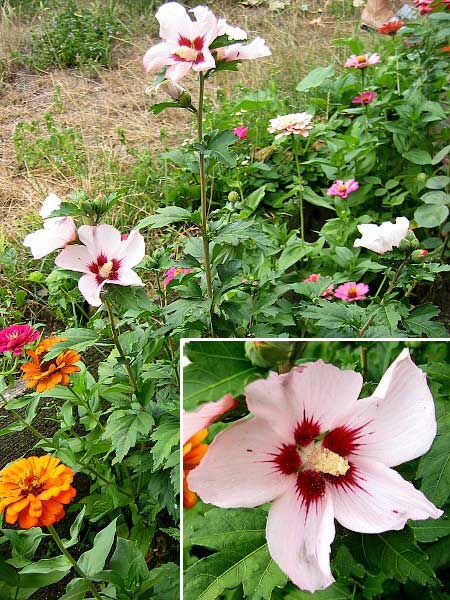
<box><xmin>327</xmin><ymin>179</ymin><xmax>359</xmax><ymax>199</ymax></box>
<box><xmin>334</xmin><ymin>282</ymin><xmax>369</xmax><ymax>302</ymax></box>
<box><xmin>189</xmin><ymin>350</ymin><xmax>442</xmax><ymax>592</ymax></box>
<box><xmin>143</xmin><ymin>3</ymin><xmax>219</xmax><ymax>82</ymax></box>
<box><xmin>303</xmin><ymin>274</ymin><xmax>334</xmax><ymax>300</ymax></box>
<box><xmin>55</xmin><ymin>224</ymin><xmax>145</xmax><ymax>307</ymax></box>
<box><xmin>23</xmin><ymin>193</ymin><xmax>77</xmax><ymax>260</ymax></box>
<box><xmin>164</xmin><ymin>266</ymin><xmax>191</xmax><ymax>288</ymax></box>
<box><xmin>0</xmin><ymin>324</ymin><xmax>39</xmax><ymax>356</ymax></box>
<box><xmin>352</xmin><ymin>91</ymin><xmax>377</xmax><ymax>105</ymax></box>
<box><xmin>354</xmin><ymin>217</ymin><xmax>410</xmax><ymax>254</ymax></box>
<box><xmin>344</xmin><ymin>53</ymin><xmax>381</xmax><ymax>69</ymax></box>
<box><xmin>233</xmin><ymin>126</ymin><xmax>249</xmax><ymax>139</ymax></box>
<box><xmin>216</xmin><ymin>37</ymin><xmax>271</xmax><ymax>62</ymax></box>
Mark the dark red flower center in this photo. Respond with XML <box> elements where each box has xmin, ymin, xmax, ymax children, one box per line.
<box><xmin>89</xmin><ymin>254</ymin><xmax>120</xmax><ymax>285</ymax></box>
<box><xmin>173</xmin><ymin>36</ymin><xmax>205</xmax><ymax>64</ymax></box>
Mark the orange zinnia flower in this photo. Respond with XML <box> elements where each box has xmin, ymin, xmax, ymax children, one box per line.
<box><xmin>442</xmin><ymin>46</ymin><xmax>450</xmax><ymax>52</ymax></box>
<box><xmin>0</xmin><ymin>455</ymin><xmax>76</xmax><ymax>528</ymax></box>
<box><xmin>183</xmin><ymin>429</ymin><xmax>209</xmax><ymax>508</ymax></box>
<box><xmin>21</xmin><ymin>336</ymin><xmax>81</xmax><ymax>393</ymax></box>
<box><xmin>377</xmin><ymin>19</ymin><xmax>403</xmax><ymax>35</ymax></box>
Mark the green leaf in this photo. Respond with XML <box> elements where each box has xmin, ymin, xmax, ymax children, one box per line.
<box><xmin>78</xmin><ymin>518</ymin><xmax>118</xmax><ymax>576</ymax></box>
<box><xmin>303</xmin><ymin>187</ymin><xmax>334</xmax><ymax>210</ymax></box>
<box><xmin>19</xmin><ymin>555</ymin><xmax>71</xmax><ymax>588</ymax></box>
<box><xmin>44</xmin><ymin>328</ymin><xmax>99</xmax><ymax>360</ymax></box>
<box><xmin>404</xmin><ymin>304</ymin><xmax>448</xmax><ymax>337</ymax></box>
<box><xmin>415</xmin><ymin>204</ymin><xmax>449</xmax><ymax>228</ymax></box>
<box><xmin>136</xmin><ymin>206</ymin><xmax>192</xmax><ymax>230</ymax></box>
<box><xmin>432</xmin><ymin>143</ymin><xmax>450</xmax><ymax>165</ymax></box>
<box><xmin>183</xmin><ymin>341</ymin><xmax>262</xmax><ymax>409</ymax></box>
<box><xmin>284</xmin><ymin>583</ymin><xmax>354</xmax><ymax>599</ymax></box>
<box><xmin>421</xmin><ymin>191</ymin><xmax>450</xmax><ymax>205</ymax></box>
<box><xmin>426</xmin><ymin>176</ymin><xmax>450</xmax><ymax>190</ymax></box>
<box><xmin>296</xmin><ymin>64</ymin><xmax>335</xmax><ymax>92</ymax></box>
<box><xmin>279</xmin><ymin>238</ymin><xmax>316</xmax><ymax>270</ymax></box>
<box><xmin>403</xmin><ymin>149</ymin><xmax>433</xmax><ymax>165</ymax></box>
<box><xmin>409</xmin><ymin>516</ymin><xmax>450</xmax><ymax>543</ymax></box>
<box><xmin>418</xmin><ymin>399</ymin><xmax>450</xmax><ymax>507</ymax></box>
<box><xmin>150</xmin><ymin>415</ymin><xmax>180</xmax><ymax>470</ymax></box>
<box><xmin>103</xmin><ymin>409</ymin><xmax>155</xmax><ymax>463</ymax></box>
<box><xmin>109</xmin><ymin>537</ymin><xmax>149</xmax><ymax>586</ymax></box>
<box><xmin>243</xmin><ymin>551</ymin><xmax>287</xmax><ymax>600</ymax></box>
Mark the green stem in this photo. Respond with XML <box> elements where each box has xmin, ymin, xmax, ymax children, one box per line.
<box><xmin>292</xmin><ymin>135</ymin><xmax>304</xmax><ymax>242</ymax></box>
<box><xmin>104</xmin><ymin>296</ymin><xmax>139</xmax><ymax>394</ymax></box>
<box><xmin>68</xmin><ymin>387</ymin><xmax>104</xmax><ymax>432</ymax></box>
<box><xmin>0</xmin><ymin>356</ymin><xmax>19</xmax><ymax>377</ymax></box>
<box><xmin>10</xmin><ymin>407</ymin><xmax>48</xmax><ymax>442</ymax></box>
<box><xmin>48</xmin><ymin>525</ymin><xmax>103</xmax><ymax>600</ymax></box>
<box><xmin>357</xmin><ymin>259</ymin><xmax>407</xmax><ymax>338</ymax></box>
<box><xmin>197</xmin><ymin>72</ymin><xmax>214</xmax><ymax>334</ymax></box>
<box><xmin>394</xmin><ymin>43</ymin><xmax>401</xmax><ymax>95</ymax></box>
<box><xmin>359</xmin><ymin>345</ymin><xmax>368</xmax><ymax>381</ymax></box>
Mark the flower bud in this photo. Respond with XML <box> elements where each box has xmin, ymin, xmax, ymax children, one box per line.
<box><xmin>245</xmin><ymin>341</ymin><xmax>295</xmax><ymax>368</ymax></box>
<box><xmin>411</xmin><ymin>249</ymin><xmax>429</xmax><ymax>261</ymax></box>
<box><xmin>228</xmin><ymin>191</ymin><xmax>240</xmax><ymax>203</ymax></box>
<box><xmin>157</xmin><ymin>79</ymin><xmax>186</xmax><ymax>101</ymax></box>
<box><xmin>399</xmin><ymin>238</ymin><xmax>411</xmax><ymax>252</ymax></box>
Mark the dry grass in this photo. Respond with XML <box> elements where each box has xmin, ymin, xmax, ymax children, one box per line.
<box><xmin>0</xmin><ymin>0</ymin><xmax>359</xmax><ymax>239</ymax></box>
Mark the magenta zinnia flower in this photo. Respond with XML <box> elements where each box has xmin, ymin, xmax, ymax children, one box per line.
<box><xmin>327</xmin><ymin>179</ymin><xmax>359</xmax><ymax>199</ymax></box>
<box><xmin>55</xmin><ymin>224</ymin><xmax>145</xmax><ymax>307</ymax></box>
<box><xmin>334</xmin><ymin>282</ymin><xmax>369</xmax><ymax>302</ymax></box>
<box><xmin>189</xmin><ymin>350</ymin><xmax>442</xmax><ymax>592</ymax></box>
<box><xmin>303</xmin><ymin>274</ymin><xmax>334</xmax><ymax>300</ymax></box>
<box><xmin>344</xmin><ymin>53</ymin><xmax>381</xmax><ymax>69</ymax></box>
<box><xmin>0</xmin><ymin>324</ymin><xmax>40</xmax><ymax>356</ymax></box>
<box><xmin>164</xmin><ymin>267</ymin><xmax>191</xmax><ymax>288</ymax></box>
<box><xmin>233</xmin><ymin>126</ymin><xmax>249</xmax><ymax>140</ymax></box>
<box><xmin>352</xmin><ymin>91</ymin><xmax>377</xmax><ymax>105</ymax></box>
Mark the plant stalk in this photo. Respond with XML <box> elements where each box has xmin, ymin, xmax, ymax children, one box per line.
<box><xmin>292</xmin><ymin>135</ymin><xmax>304</xmax><ymax>242</ymax></box>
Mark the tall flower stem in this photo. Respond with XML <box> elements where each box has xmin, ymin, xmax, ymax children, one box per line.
<box><xmin>48</xmin><ymin>525</ymin><xmax>102</xmax><ymax>600</ymax></box>
<box><xmin>104</xmin><ymin>296</ymin><xmax>139</xmax><ymax>394</ymax></box>
<box><xmin>68</xmin><ymin>387</ymin><xmax>104</xmax><ymax>432</ymax></box>
<box><xmin>197</xmin><ymin>72</ymin><xmax>214</xmax><ymax>327</ymax></box>
<box><xmin>292</xmin><ymin>135</ymin><xmax>304</xmax><ymax>242</ymax></box>
<box><xmin>394</xmin><ymin>43</ymin><xmax>401</xmax><ymax>95</ymax></box>
<box><xmin>360</xmin><ymin>70</ymin><xmax>369</xmax><ymax>135</ymax></box>
<box><xmin>357</xmin><ymin>259</ymin><xmax>407</xmax><ymax>337</ymax></box>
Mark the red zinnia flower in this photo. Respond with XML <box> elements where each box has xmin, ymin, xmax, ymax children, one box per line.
<box><xmin>377</xmin><ymin>19</ymin><xmax>403</xmax><ymax>35</ymax></box>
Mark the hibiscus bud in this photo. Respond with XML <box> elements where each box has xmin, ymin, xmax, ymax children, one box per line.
<box><xmin>406</xmin><ymin>231</ymin><xmax>420</xmax><ymax>250</ymax></box>
<box><xmin>157</xmin><ymin>80</ymin><xmax>191</xmax><ymax>107</ymax></box>
<box><xmin>228</xmin><ymin>191</ymin><xmax>240</xmax><ymax>203</ymax></box>
<box><xmin>411</xmin><ymin>249</ymin><xmax>429</xmax><ymax>261</ymax></box>
<box><xmin>245</xmin><ymin>341</ymin><xmax>295</xmax><ymax>368</ymax></box>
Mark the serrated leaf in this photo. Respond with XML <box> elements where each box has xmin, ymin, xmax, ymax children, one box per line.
<box><xmin>284</xmin><ymin>583</ymin><xmax>354</xmax><ymax>599</ymax></box>
<box><xmin>44</xmin><ymin>328</ymin><xmax>99</xmax><ymax>360</ymax></box>
<box><xmin>136</xmin><ymin>206</ymin><xmax>192</xmax><ymax>230</ymax></box>
<box><xmin>243</xmin><ymin>550</ymin><xmax>287</xmax><ymax>600</ymax></box>
<box><xmin>409</xmin><ymin>516</ymin><xmax>450</xmax><ymax>542</ymax></box>
<box><xmin>150</xmin><ymin>415</ymin><xmax>180</xmax><ymax>470</ymax></box>
<box><xmin>103</xmin><ymin>409</ymin><xmax>154</xmax><ymax>463</ymax></box>
<box><xmin>404</xmin><ymin>304</ymin><xmax>448</xmax><ymax>338</ymax></box>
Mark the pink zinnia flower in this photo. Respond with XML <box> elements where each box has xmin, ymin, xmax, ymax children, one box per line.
<box><xmin>268</xmin><ymin>113</ymin><xmax>313</xmax><ymax>140</ymax></box>
<box><xmin>55</xmin><ymin>224</ymin><xmax>145</xmax><ymax>307</ymax></box>
<box><xmin>233</xmin><ymin>126</ymin><xmax>249</xmax><ymax>140</ymax></box>
<box><xmin>354</xmin><ymin>217</ymin><xmax>410</xmax><ymax>255</ymax></box>
<box><xmin>23</xmin><ymin>193</ymin><xmax>77</xmax><ymax>260</ymax></box>
<box><xmin>334</xmin><ymin>282</ymin><xmax>369</xmax><ymax>302</ymax></box>
<box><xmin>189</xmin><ymin>350</ymin><xmax>442</xmax><ymax>592</ymax></box>
<box><xmin>344</xmin><ymin>53</ymin><xmax>381</xmax><ymax>69</ymax></box>
<box><xmin>303</xmin><ymin>274</ymin><xmax>334</xmax><ymax>300</ymax></box>
<box><xmin>164</xmin><ymin>267</ymin><xmax>191</xmax><ymax>288</ymax></box>
<box><xmin>0</xmin><ymin>324</ymin><xmax>40</xmax><ymax>356</ymax></box>
<box><xmin>352</xmin><ymin>91</ymin><xmax>377</xmax><ymax>105</ymax></box>
<box><xmin>327</xmin><ymin>179</ymin><xmax>359</xmax><ymax>199</ymax></box>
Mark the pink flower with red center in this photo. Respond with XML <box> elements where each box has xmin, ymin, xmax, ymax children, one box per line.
<box><xmin>189</xmin><ymin>351</ymin><xmax>442</xmax><ymax>592</ymax></box>
<box><xmin>327</xmin><ymin>179</ymin><xmax>359</xmax><ymax>199</ymax></box>
<box><xmin>334</xmin><ymin>282</ymin><xmax>369</xmax><ymax>302</ymax></box>
<box><xmin>164</xmin><ymin>267</ymin><xmax>191</xmax><ymax>288</ymax></box>
<box><xmin>233</xmin><ymin>126</ymin><xmax>249</xmax><ymax>140</ymax></box>
<box><xmin>303</xmin><ymin>274</ymin><xmax>334</xmax><ymax>300</ymax></box>
<box><xmin>344</xmin><ymin>53</ymin><xmax>381</xmax><ymax>69</ymax></box>
<box><xmin>23</xmin><ymin>193</ymin><xmax>77</xmax><ymax>259</ymax></box>
<box><xmin>352</xmin><ymin>91</ymin><xmax>377</xmax><ymax>105</ymax></box>
<box><xmin>55</xmin><ymin>224</ymin><xmax>145</xmax><ymax>307</ymax></box>
<box><xmin>0</xmin><ymin>324</ymin><xmax>40</xmax><ymax>356</ymax></box>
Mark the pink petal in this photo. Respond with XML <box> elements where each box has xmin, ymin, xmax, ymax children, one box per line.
<box><xmin>39</xmin><ymin>193</ymin><xmax>62</xmax><ymax>218</ymax></box>
<box><xmin>156</xmin><ymin>2</ymin><xmax>193</xmax><ymax>41</ymax></box>
<box><xmin>183</xmin><ymin>394</ymin><xmax>236</xmax><ymax>444</ymax></box>
<box><xmin>113</xmin><ymin>268</ymin><xmax>144</xmax><ymax>287</ymax></box>
<box><xmin>24</xmin><ymin>218</ymin><xmax>76</xmax><ymax>259</ymax></box>
<box><xmin>266</xmin><ymin>483</ymin><xmax>335</xmax><ymax>592</ymax></box>
<box><xmin>143</xmin><ymin>42</ymin><xmax>174</xmax><ymax>72</ymax></box>
<box><xmin>78</xmin><ymin>274</ymin><xmax>104</xmax><ymax>307</ymax></box>
<box><xmin>78</xmin><ymin>224</ymin><xmax>122</xmax><ymax>259</ymax></box>
<box><xmin>192</xmin><ymin>47</ymin><xmax>216</xmax><ymax>72</ymax></box>
<box><xmin>55</xmin><ymin>244</ymin><xmax>92</xmax><ymax>273</ymax></box>
<box><xmin>245</xmin><ymin>362</ymin><xmax>363</xmax><ymax>441</ymax></box>
<box><xmin>337</xmin><ymin>349</ymin><xmax>437</xmax><ymax>467</ymax></box>
<box><xmin>188</xmin><ymin>416</ymin><xmax>294</xmax><ymax>508</ymax></box>
<box><xmin>117</xmin><ymin>230</ymin><xmax>146</xmax><ymax>268</ymax></box>
<box><xmin>165</xmin><ymin>61</ymin><xmax>193</xmax><ymax>83</ymax></box>
<box><xmin>331</xmin><ymin>456</ymin><xmax>442</xmax><ymax>533</ymax></box>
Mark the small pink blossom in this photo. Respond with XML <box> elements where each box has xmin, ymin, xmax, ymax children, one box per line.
<box><xmin>23</xmin><ymin>193</ymin><xmax>77</xmax><ymax>260</ymax></box>
<box><xmin>55</xmin><ymin>224</ymin><xmax>145</xmax><ymax>307</ymax></box>
<box><xmin>0</xmin><ymin>324</ymin><xmax>40</xmax><ymax>356</ymax></box>
<box><xmin>303</xmin><ymin>274</ymin><xmax>334</xmax><ymax>300</ymax></box>
<box><xmin>344</xmin><ymin>53</ymin><xmax>381</xmax><ymax>69</ymax></box>
<box><xmin>164</xmin><ymin>267</ymin><xmax>191</xmax><ymax>288</ymax></box>
<box><xmin>334</xmin><ymin>282</ymin><xmax>369</xmax><ymax>302</ymax></box>
<box><xmin>184</xmin><ymin>394</ymin><xmax>237</xmax><ymax>445</ymax></box>
<box><xmin>327</xmin><ymin>179</ymin><xmax>359</xmax><ymax>199</ymax></box>
<box><xmin>419</xmin><ymin>249</ymin><xmax>429</xmax><ymax>257</ymax></box>
<box><xmin>268</xmin><ymin>113</ymin><xmax>313</xmax><ymax>140</ymax></box>
<box><xmin>233</xmin><ymin>126</ymin><xmax>249</xmax><ymax>140</ymax></box>
<box><xmin>352</xmin><ymin>91</ymin><xmax>377</xmax><ymax>105</ymax></box>
<box><xmin>189</xmin><ymin>350</ymin><xmax>441</xmax><ymax>592</ymax></box>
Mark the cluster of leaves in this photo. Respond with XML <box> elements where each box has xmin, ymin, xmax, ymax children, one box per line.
<box><xmin>141</xmin><ymin>12</ymin><xmax>449</xmax><ymax>337</ymax></box>
<box><xmin>0</xmin><ymin>287</ymin><xmax>180</xmax><ymax>599</ymax></box>
<box><xmin>19</xmin><ymin>0</ymin><xmax>119</xmax><ymax>71</ymax></box>
<box><xmin>183</xmin><ymin>340</ymin><xmax>450</xmax><ymax>600</ymax></box>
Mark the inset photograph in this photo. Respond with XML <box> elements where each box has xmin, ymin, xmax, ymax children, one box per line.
<box><xmin>182</xmin><ymin>340</ymin><xmax>449</xmax><ymax>599</ymax></box>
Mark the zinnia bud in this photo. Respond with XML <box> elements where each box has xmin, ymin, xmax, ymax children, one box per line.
<box><xmin>228</xmin><ymin>191</ymin><xmax>240</xmax><ymax>203</ymax></box>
